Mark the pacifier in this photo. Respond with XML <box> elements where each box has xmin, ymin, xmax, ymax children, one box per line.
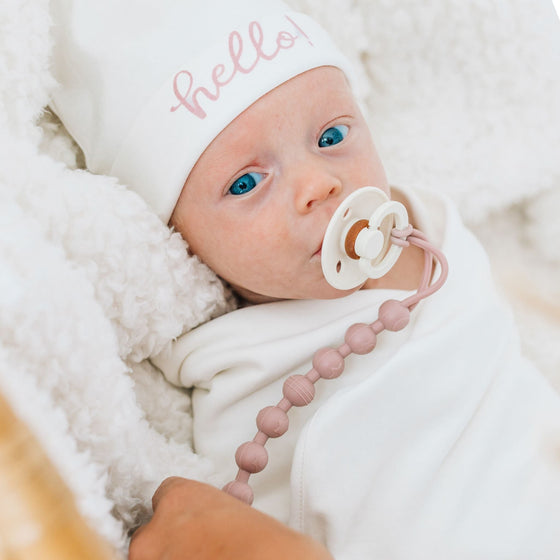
<box><xmin>321</xmin><ymin>187</ymin><xmax>409</xmax><ymax>289</ymax></box>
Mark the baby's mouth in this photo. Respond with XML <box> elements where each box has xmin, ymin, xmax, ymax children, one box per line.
<box><xmin>312</xmin><ymin>241</ymin><xmax>323</xmax><ymax>259</ymax></box>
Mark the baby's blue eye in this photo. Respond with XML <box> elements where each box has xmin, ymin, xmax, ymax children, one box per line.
<box><xmin>318</xmin><ymin>125</ymin><xmax>349</xmax><ymax>148</ymax></box>
<box><xmin>228</xmin><ymin>172</ymin><xmax>264</xmax><ymax>195</ymax></box>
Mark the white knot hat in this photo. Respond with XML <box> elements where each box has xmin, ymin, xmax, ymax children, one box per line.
<box><xmin>50</xmin><ymin>0</ymin><xmax>355</xmax><ymax>223</ymax></box>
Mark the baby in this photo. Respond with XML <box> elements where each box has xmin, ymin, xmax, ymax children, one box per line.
<box><xmin>51</xmin><ymin>1</ymin><xmax>560</xmax><ymax>558</ymax></box>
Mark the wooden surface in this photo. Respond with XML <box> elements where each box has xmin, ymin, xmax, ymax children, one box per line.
<box><xmin>0</xmin><ymin>393</ymin><xmax>121</xmax><ymax>559</ymax></box>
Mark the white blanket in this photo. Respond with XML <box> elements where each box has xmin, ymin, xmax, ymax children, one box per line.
<box><xmin>155</xmin><ymin>189</ymin><xmax>560</xmax><ymax>558</ymax></box>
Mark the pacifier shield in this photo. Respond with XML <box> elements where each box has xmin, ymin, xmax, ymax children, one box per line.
<box><xmin>321</xmin><ymin>187</ymin><xmax>409</xmax><ymax>290</ymax></box>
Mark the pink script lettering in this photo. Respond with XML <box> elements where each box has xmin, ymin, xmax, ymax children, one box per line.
<box><xmin>170</xmin><ymin>15</ymin><xmax>313</xmax><ymax>119</ymax></box>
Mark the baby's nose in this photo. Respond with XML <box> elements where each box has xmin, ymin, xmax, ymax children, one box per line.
<box><xmin>293</xmin><ymin>162</ymin><xmax>343</xmax><ymax>214</ymax></box>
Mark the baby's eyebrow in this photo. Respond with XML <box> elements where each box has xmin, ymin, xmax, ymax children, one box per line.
<box><xmin>320</xmin><ymin>113</ymin><xmax>353</xmax><ymax>125</ymax></box>
<box><xmin>211</xmin><ymin>142</ymin><xmax>254</xmax><ymax>170</ymax></box>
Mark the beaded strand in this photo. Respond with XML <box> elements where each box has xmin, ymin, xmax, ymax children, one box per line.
<box><xmin>223</xmin><ymin>226</ymin><xmax>448</xmax><ymax>505</ymax></box>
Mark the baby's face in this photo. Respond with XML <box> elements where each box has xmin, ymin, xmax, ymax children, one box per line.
<box><xmin>171</xmin><ymin>66</ymin><xmax>388</xmax><ymax>303</ymax></box>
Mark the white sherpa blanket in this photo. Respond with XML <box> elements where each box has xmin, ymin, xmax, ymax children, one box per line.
<box><xmin>1</xmin><ymin>0</ymin><xmax>559</xmax><ymax>554</ymax></box>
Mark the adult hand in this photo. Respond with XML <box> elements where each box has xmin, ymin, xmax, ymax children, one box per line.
<box><xmin>128</xmin><ymin>477</ymin><xmax>333</xmax><ymax>560</ymax></box>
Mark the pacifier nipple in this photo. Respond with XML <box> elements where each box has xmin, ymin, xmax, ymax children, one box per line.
<box><xmin>346</xmin><ymin>221</ymin><xmax>385</xmax><ymax>260</ymax></box>
<box><xmin>321</xmin><ymin>187</ymin><xmax>409</xmax><ymax>290</ymax></box>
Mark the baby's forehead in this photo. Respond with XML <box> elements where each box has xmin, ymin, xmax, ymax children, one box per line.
<box><xmin>212</xmin><ymin>67</ymin><xmax>354</xmax><ymax>140</ymax></box>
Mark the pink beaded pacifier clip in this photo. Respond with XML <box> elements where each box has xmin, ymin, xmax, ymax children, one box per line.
<box><xmin>223</xmin><ymin>187</ymin><xmax>449</xmax><ymax>505</ymax></box>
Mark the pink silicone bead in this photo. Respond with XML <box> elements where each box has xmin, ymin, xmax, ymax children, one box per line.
<box><xmin>378</xmin><ymin>299</ymin><xmax>410</xmax><ymax>331</ymax></box>
<box><xmin>223</xmin><ymin>480</ymin><xmax>254</xmax><ymax>504</ymax></box>
<box><xmin>257</xmin><ymin>406</ymin><xmax>289</xmax><ymax>438</ymax></box>
<box><xmin>312</xmin><ymin>348</ymin><xmax>345</xmax><ymax>379</ymax></box>
<box><xmin>344</xmin><ymin>323</ymin><xmax>377</xmax><ymax>354</ymax></box>
<box><xmin>282</xmin><ymin>375</ymin><xmax>315</xmax><ymax>406</ymax></box>
<box><xmin>235</xmin><ymin>441</ymin><xmax>268</xmax><ymax>473</ymax></box>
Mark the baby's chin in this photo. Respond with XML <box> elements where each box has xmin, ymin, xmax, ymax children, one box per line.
<box><xmin>232</xmin><ymin>281</ymin><xmax>363</xmax><ymax>305</ymax></box>
<box><xmin>313</xmin><ymin>283</ymin><xmax>366</xmax><ymax>301</ymax></box>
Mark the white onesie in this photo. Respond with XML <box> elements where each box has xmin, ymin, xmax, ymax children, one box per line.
<box><xmin>153</xmin><ymin>187</ymin><xmax>560</xmax><ymax>559</ymax></box>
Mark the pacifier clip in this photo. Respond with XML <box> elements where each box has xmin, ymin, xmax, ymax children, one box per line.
<box><xmin>223</xmin><ymin>187</ymin><xmax>449</xmax><ymax>505</ymax></box>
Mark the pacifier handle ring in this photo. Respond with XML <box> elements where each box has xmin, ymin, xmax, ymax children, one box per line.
<box><xmin>223</xmin><ymin>226</ymin><xmax>449</xmax><ymax>506</ymax></box>
<box><xmin>358</xmin><ymin>200</ymin><xmax>409</xmax><ymax>280</ymax></box>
